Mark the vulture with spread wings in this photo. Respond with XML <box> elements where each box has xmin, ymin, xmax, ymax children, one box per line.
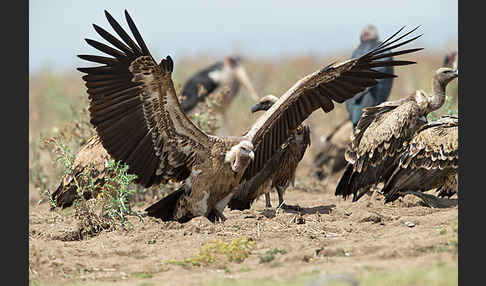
<box><xmin>77</xmin><ymin>10</ymin><xmax>421</xmax><ymax>223</ymax></box>
<box><xmin>228</xmin><ymin>95</ymin><xmax>311</xmax><ymax>211</ymax></box>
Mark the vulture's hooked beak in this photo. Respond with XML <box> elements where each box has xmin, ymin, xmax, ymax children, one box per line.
<box><xmin>251</xmin><ymin>102</ymin><xmax>265</xmax><ymax>113</ymax></box>
<box><xmin>249</xmin><ymin>150</ymin><xmax>255</xmax><ymax>161</ymax></box>
<box><xmin>234</xmin><ymin>66</ymin><xmax>259</xmax><ymax>101</ymax></box>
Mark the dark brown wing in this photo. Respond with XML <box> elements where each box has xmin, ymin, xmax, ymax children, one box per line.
<box><xmin>228</xmin><ymin>125</ymin><xmax>311</xmax><ymax>210</ymax></box>
<box><xmin>400</xmin><ymin>115</ymin><xmax>458</xmax><ymax>170</ymax></box>
<box><xmin>382</xmin><ymin>116</ymin><xmax>458</xmax><ymax>202</ymax></box>
<box><xmin>242</xmin><ymin>26</ymin><xmax>422</xmax><ymax>180</ymax></box>
<box><xmin>77</xmin><ymin>10</ymin><xmax>212</xmax><ymax>187</ymax></box>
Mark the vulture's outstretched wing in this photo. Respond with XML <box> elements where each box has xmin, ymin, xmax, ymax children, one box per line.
<box><xmin>77</xmin><ymin>10</ymin><xmax>212</xmax><ymax>187</ymax></box>
<box><xmin>243</xmin><ymin>26</ymin><xmax>422</xmax><ymax>179</ymax></box>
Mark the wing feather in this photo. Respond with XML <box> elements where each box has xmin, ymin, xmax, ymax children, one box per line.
<box><xmin>77</xmin><ymin>10</ymin><xmax>212</xmax><ymax>187</ymax></box>
<box><xmin>243</xmin><ymin>27</ymin><xmax>422</xmax><ymax>179</ymax></box>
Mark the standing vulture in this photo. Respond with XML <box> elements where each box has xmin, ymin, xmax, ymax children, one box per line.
<box><xmin>345</xmin><ymin>25</ymin><xmax>395</xmax><ymax>127</ymax></box>
<box><xmin>180</xmin><ymin>55</ymin><xmax>259</xmax><ymax>112</ymax></box>
<box><xmin>312</xmin><ymin>120</ymin><xmax>353</xmax><ymax>181</ymax></box>
<box><xmin>335</xmin><ymin>67</ymin><xmax>458</xmax><ymax>202</ymax></box>
<box><xmin>228</xmin><ymin>95</ymin><xmax>311</xmax><ymax>210</ymax></box>
<box><xmin>51</xmin><ymin>135</ymin><xmax>112</xmax><ymax>208</ymax></box>
<box><xmin>381</xmin><ymin>115</ymin><xmax>458</xmax><ymax>204</ymax></box>
<box><xmin>77</xmin><ymin>10</ymin><xmax>421</xmax><ymax>223</ymax></box>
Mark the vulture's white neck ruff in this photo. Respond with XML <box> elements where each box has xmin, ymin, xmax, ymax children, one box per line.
<box><xmin>225</xmin><ymin>140</ymin><xmax>254</xmax><ymax>173</ymax></box>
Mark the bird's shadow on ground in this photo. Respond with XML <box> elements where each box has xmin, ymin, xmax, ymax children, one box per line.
<box><xmin>259</xmin><ymin>204</ymin><xmax>336</xmax><ymax>218</ymax></box>
<box><xmin>421</xmin><ymin>193</ymin><xmax>458</xmax><ymax>208</ymax></box>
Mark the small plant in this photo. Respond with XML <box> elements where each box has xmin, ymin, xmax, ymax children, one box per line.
<box><xmin>102</xmin><ymin>160</ymin><xmax>142</xmax><ymax>229</ymax></box>
<box><xmin>259</xmin><ymin>248</ymin><xmax>287</xmax><ymax>264</ymax></box>
<box><xmin>170</xmin><ymin>236</ymin><xmax>256</xmax><ymax>267</ymax></box>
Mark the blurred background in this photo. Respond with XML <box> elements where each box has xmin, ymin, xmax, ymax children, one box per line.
<box><xmin>29</xmin><ymin>0</ymin><xmax>457</xmax><ymax>203</ymax></box>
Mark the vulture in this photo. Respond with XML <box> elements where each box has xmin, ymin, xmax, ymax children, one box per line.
<box><xmin>179</xmin><ymin>55</ymin><xmax>259</xmax><ymax>135</ymax></box>
<box><xmin>51</xmin><ymin>135</ymin><xmax>112</xmax><ymax>208</ymax></box>
<box><xmin>381</xmin><ymin>115</ymin><xmax>458</xmax><ymax>204</ymax></box>
<box><xmin>228</xmin><ymin>95</ymin><xmax>311</xmax><ymax>210</ymax></box>
<box><xmin>335</xmin><ymin>67</ymin><xmax>459</xmax><ymax>202</ymax></box>
<box><xmin>77</xmin><ymin>10</ymin><xmax>421</xmax><ymax>223</ymax></box>
<box><xmin>180</xmin><ymin>55</ymin><xmax>259</xmax><ymax>113</ymax></box>
<box><xmin>345</xmin><ymin>25</ymin><xmax>395</xmax><ymax>127</ymax></box>
<box><xmin>312</xmin><ymin>120</ymin><xmax>353</xmax><ymax>181</ymax></box>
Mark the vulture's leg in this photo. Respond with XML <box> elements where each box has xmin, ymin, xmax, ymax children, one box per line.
<box><xmin>265</xmin><ymin>192</ymin><xmax>272</xmax><ymax>208</ymax></box>
<box><xmin>277</xmin><ymin>187</ymin><xmax>301</xmax><ymax>211</ymax></box>
<box><xmin>402</xmin><ymin>191</ymin><xmax>436</xmax><ymax>208</ymax></box>
<box><xmin>211</xmin><ymin>191</ymin><xmax>235</xmax><ymax>223</ymax></box>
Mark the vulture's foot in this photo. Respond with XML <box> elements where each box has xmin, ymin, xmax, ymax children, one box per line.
<box><xmin>207</xmin><ymin>208</ymin><xmax>227</xmax><ymax>223</ymax></box>
<box><xmin>279</xmin><ymin>203</ymin><xmax>302</xmax><ymax>211</ymax></box>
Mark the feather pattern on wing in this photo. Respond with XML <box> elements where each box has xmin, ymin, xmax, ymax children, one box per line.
<box><xmin>243</xmin><ymin>27</ymin><xmax>422</xmax><ymax>180</ymax></box>
<box><xmin>229</xmin><ymin>125</ymin><xmax>311</xmax><ymax>210</ymax></box>
<box><xmin>77</xmin><ymin>10</ymin><xmax>213</xmax><ymax>188</ymax></box>
<box><xmin>335</xmin><ymin>93</ymin><xmax>428</xmax><ymax>200</ymax></box>
<box><xmin>382</xmin><ymin>115</ymin><xmax>458</xmax><ymax>202</ymax></box>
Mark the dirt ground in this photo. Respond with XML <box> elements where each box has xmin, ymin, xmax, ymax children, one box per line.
<box><xmin>29</xmin><ymin>166</ymin><xmax>458</xmax><ymax>286</ymax></box>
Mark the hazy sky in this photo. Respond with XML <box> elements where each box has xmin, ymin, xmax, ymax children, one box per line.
<box><xmin>29</xmin><ymin>0</ymin><xmax>457</xmax><ymax>74</ymax></box>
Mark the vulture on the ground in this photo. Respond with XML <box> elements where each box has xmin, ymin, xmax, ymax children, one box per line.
<box><xmin>381</xmin><ymin>115</ymin><xmax>458</xmax><ymax>204</ymax></box>
<box><xmin>77</xmin><ymin>10</ymin><xmax>421</xmax><ymax>223</ymax></box>
<box><xmin>312</xmin><ymin>120</ymin><xmax>353</xmax><ymax>181</ymax></box>
<box><xmin>335</xmin><ymin>67</ymin><xmax>458</xmax><ymax>202</ymax></box>
<box><xmin>51</xmin><ymin>135</ymin><xmax>113</xmax><ymax>208</ymax></box>
<box><xmin>345</xmin><ymin>25</ymin><xmax>395</xmax><ymax>127</ymax></box>
<box><xmin>228</xmin><ymin>95</ymin><xmax>311</xmax><ymax>210</ymax></box>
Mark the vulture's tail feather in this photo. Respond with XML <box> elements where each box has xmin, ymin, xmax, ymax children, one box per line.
<box><xmin>335</xmin><ymin>164</ymin><xmax>354</xmax><ymax>199</ymax></box>
<box><xmin>145</xmin><ymin>188</ymin><xmax>184</xmax><ymax>221</ymax></box>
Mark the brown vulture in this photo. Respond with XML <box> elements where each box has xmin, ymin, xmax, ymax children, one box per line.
<box><xmin>77</xmin><ymin>10</ymin><xmax>422</xmax><ymax>223</ymax></box>
<box><xmin>51</xmin><ymin>135</ymin><xmax>113</xmax><ymax>208</ymax></box>
<box><xmin>381</xmin><ymin>115</ymin><xmax>458</xmax><ymax>204</ymax></box>
<box><xmin>335</xmin><ymin>67</ymin><xmax>458</xmax><ymax>202</ymax></box>
<box><xmin>228</xmin><ymin>95</ymin><xmax>311</xmax><ymax>210</ymax></box>
<box><xmin>312</xmin><ymin>120</ymin><xmax>353</xmax><ymax>181</ymax></box>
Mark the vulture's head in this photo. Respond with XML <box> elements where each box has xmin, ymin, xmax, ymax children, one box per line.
<box><xmin>225</xmin><ymin>140</ymin><xmax>255</xmax><ymax>173</ymax></box>
<box><xmin>225</xmin><ymin>55</ymin><xmax>259</xmax><ymax>101</ymax></box>
<box><xmin>251</xmin><ymin>94</ymin><xmax>279</xmax><ymax>113</ymax></box>
<box><xmin>360</xmin><ymin>24</ymin><xmax>379</xmax><ymax>43</ymax></box>
<box><xmin>224</xmin><ymin>55</ymin><xmax>242</xmax><ymax>68</ymax></box>
<box><xmin>435</xmin><ymin>67</ymin><xmax>459</xmax><ymax>86</ymax></box>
